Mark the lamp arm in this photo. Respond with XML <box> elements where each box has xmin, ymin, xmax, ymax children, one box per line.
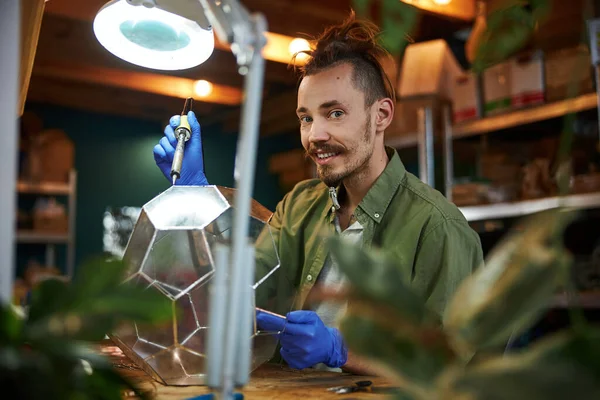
<box><xmin>196</xmin><ymin>1</ymin><xmax>268</xmax><ymax>399</ymax></box>
<box><xmin>198</xmin><ymin>0</ymin><xmax>264</xmax><ymax>70</ymax></box>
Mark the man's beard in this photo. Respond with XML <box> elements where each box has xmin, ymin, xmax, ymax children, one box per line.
<box><xmin>312</xmin><ymin>114</ymin><xmax>372</xmax><ymax>187</ymax></box>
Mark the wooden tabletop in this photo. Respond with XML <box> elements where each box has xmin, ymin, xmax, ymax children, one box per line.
<box><xmin>100</xmin><ymin>342</ymin><xmax>396</xmax><ymax>399</ymax></box>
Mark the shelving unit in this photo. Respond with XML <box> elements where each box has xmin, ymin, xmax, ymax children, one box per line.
<box><xmin>15</xmin><ymin>169</ymin><xmax>77</xmax><ymax>278</ymax></box>
<box><xmin>460</xmin><ymin>192</ymin><xmax>600</xmax><ymax>222</ymax></box>
<box><xmin>16</xmin><ymin>180</ymin><xmax>72</xmax><ymax>195</ymax></box>
<box><xmin>386</xmin><ymin>91</ymin><xmax>600</xmax><ymax>222</ymax></box>
<box><xmin>387</xmin><ymin>92</ymin><xmax>598</xmax><ymax>150</ymax></box>
<box><xmin>16</xmin><ymin>231</ymin><xmax>70</xmax><ymax>244</ymax></box>
<box><xmin>453</xmin><ymin>92</ymin><xmax>598</xmax><ymax>139</ymax></box>
<box><xmin>450</xmin><ymin>92</ymin><xmax>600</xmax><ymax>221</ymax></box>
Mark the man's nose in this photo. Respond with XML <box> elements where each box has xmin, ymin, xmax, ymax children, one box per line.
<box><xmin>308</xmin><ymin>120</ymin><xmax>330</xmax><ymax>143</ymax></box>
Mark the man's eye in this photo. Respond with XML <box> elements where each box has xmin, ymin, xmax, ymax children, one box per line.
<box><xmin>299</xmin><ymin>116</ymin><xmax>312</xmax><ymax>123</ymax></box>
<box><xmin>329</xmin><ymin>110</ymin><xmax>344</xmax><ymax>119</ymax></box>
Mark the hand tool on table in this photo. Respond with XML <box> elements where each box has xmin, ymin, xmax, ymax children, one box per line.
<box><xmin>327</xmin><ymin>380</ymin><xmax>373</xmax><ymax>394</ymax></box>
<box><xmin>185</xmin><ymin>393</ymin><xmax>244</xmax><ymax>400</ymax></box>
<box><xmin>170</xmin><ymin>97</ymin><xmax>194</xmax><ymax>185</ymax></box>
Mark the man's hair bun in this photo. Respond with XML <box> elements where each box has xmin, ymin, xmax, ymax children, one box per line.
<box><xmin>292</xmin><ymin>10</ymin><xmax>395</xmax><ymax>106</ymax></box>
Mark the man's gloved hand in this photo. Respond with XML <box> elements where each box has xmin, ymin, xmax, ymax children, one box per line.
<box><xmin>256</xmin><ymin>310</ymin><xmax>348</xmax><ymax>370</ymax></box>
<box><xmin>153</xmin><ymin>110</ymin><xmax>209</xmax><ymax>186</ymax></box>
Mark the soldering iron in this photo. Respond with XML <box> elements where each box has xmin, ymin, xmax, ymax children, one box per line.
<box><xmin>170</xmin><ymin>97</ymin><xmax>194</xmax><ymax>185</ymax></box>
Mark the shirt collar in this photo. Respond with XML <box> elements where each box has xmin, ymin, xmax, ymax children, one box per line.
<box><xmin>325</xmin><ymin>146</ymin><xmax>406</xmax><ymax>223</ymax></box>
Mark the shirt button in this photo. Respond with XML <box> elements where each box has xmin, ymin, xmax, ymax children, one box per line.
<box><xmin>374</xmin><ymin>213</ymin><xmax>380</xmax><ymax>218</ymax></box>
<box><xmin>306</xmin><ymin>274</ymin><xmax>313</xmax><ymax>282</ymax></box>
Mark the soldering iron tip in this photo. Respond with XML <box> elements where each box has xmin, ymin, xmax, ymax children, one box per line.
<box><xmin>182</xmin><ymin>97</ymin><xmax>194</xmax><ymax>115</ymax></box>
<box><xmin>172</xmin><ymin>176</ymin><xmax>177</xmax><ymax>185</ymax></box>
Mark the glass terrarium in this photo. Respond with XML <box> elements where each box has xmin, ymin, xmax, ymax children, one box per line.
<box><xmin>109</xmin><ymin>185</ymin><xmax>284</xmax><ymax>386</ymax></box>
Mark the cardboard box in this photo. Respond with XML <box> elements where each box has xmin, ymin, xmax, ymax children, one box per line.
<box><xmin>482</xmin><ymin>61</ymin><xmax>511</xmax><ymax>115</ymax></box>
<box><xmin>452</xmin><ymin>183</ymin><xmax>489</xmax><ymax>206</ymax></box>
<box><xmin>510</xmin><ymin>51</ymin><xmax>545</xmax><ymax>108</ymax></box>
<box><xmin>398</xmin><ymin>39</ymin><xmax>464</xmax><ymax>99</ymax></box>
<box><xmin>544</xmin><ymin>45</ymin><xmax>593</xmax><ymax>102</ymax></box>
<box><xmin>33</xmin><ymin>214</ymin><xmax>68</xmax><ymax>233</ymax></box>
<box><xmin>480</xmin><ymin>152</ymin><xmax>521</xmax><ymax>185</ymax></box>
<box><xmin>452</xmin><ymin>72</ymin><xmax>481</xmax><ymax>123</ymax></box>
<box><xmin>27</xmin><ymin>128</ymin><xmax>74</xmax><ymax>183</ymax></box>
<box><xmin>385</xmin><ymin>96</ymin><xmax>445</xmax><ymax>146</ymax></box>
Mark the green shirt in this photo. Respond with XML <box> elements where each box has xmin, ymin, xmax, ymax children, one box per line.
<box><xmin>255</xmin><ymin>146</ymin><xmax>483</xmax><ymax>318</ymax></box>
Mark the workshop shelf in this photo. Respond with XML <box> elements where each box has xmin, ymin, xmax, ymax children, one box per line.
<box><xmin>459</xmin><ymin>192</ymin><xmax>600</xmax><ymax>222</ymax></box>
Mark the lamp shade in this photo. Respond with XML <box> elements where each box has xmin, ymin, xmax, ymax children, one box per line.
<box><xmin>93</xmin><ymin>0</ymin><xmax>214</xmax><ymax>70</ymax></box>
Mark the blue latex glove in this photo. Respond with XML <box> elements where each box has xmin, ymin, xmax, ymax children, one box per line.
<box><xmin>153</xmin><ymin>110</ymin><xmax>209</xmax><ymax>186</ymax></box>
<box><xmin>256</xmin><ymin>310</ymin><xmax>286</xmax><ymax>333</ymax></box>
<box><xmin>256</xmin><ymin>310</ymin><xmax>348</xmax><ymax>370</ymax></box>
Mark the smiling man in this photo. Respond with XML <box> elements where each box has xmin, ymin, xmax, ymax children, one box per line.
<box><xmin>153</xmin><ymin>12</ymin><xmax>483</xmax><ymax>375</ymax></box>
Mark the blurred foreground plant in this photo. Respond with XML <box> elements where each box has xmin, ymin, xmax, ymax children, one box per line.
<box><xmin>0</xmin><ymin>257</ymin><xmax>172</xmax><ymax>400</ymax></box>
<box><xmin>322</xmin><ymin>209</ymin><xmax>600</xmax><ymax>400</ymax></box>
<box><xmin>470</xmin><ymin>0</ymin><xmax>552</xmax><ymax>73</ymax></box>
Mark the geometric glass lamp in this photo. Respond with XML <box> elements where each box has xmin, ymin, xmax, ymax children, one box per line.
<box><xmin>109</xmin><ymin>185</ymin><xmax>283</xmax><ymax>385</ymax></box>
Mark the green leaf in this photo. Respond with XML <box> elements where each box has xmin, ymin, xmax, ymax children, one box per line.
<box><xmin>340</xmin><ymin>314</ymin><xmax>451</xmax><ymax>390</ymax></box>
<box><xmin>328</xmin><ymin>236</ymin><xmax>438</xmax><ymax>325</ymax></box>
<box><xmin>24</xmin><ymin>257</ymin><xmax>172</xmax><ymax>343</ymax></box>
<box><xmin>27</xmin><ymin>278</ymin><xmax>72</xmax><ymax>323</ymax></box>
<box><xmin>471</xmin><ymin>1</ymin><xmax>552</xmax><ymax>73</ymax></box>
<box><xmin>436</xmin><ymin>328</ymin><xmax>600</xmax><ymax>400</ymax></box>
<box><xmin>443</xmin><ymin>209</ymin><xmax>577</xmax><ymax>358</ymax></box>
<box><xmin>1</xmin><ymin>256</ymin><xmax>172</xmax><ymax>399</ymax></box>
<box><xmin>73</xmin><ymin>256</ymin><xmax>130</xmax><ymax>296</ymax></box>
<box><xmin>351</xmin><ymin>0</ymin><xmax>371</xmax><ymax>18</ymax></box>
<box><xmin>0</xmin><ymin>304</ymin><xmax>24</xmax><ymax>344</ymax></box>
<box><xmin>380</xmin><ymin>0</ymin><xmax>420</xmax><ymax>57</ymax></box>
<box><xmin>529</xmin><ymin>0</ymin><xmax>552</xmax><ymax>21</ymax></box>
<box><xmin>78</xmin><ymin>288</ymin><xmax>174</xmax><ymax>324</ymax></box>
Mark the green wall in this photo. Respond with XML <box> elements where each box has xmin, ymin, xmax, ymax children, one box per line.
<box><xmin>22</xmin><ymin>102</ymin><xmax>302</xmax><ymax>275</ymax></box>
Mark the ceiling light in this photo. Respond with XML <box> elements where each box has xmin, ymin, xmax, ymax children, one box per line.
<box><xmin>288</xmin><ymin>37</ymin><xmax>310</xmax><ymax>63</ymax></box>
<box><xmin>93</xmin><ymin>0</ymin><xmax>214</xmax><ymax>70</ymax></box>
<box><xmin>288</xmin><ymin>38</ymin><xmax>310</xmax><ymax>56</ymax></box>
<box><xmin>432</xmin><ymin>0</ymin><xmax>451</xmax><ymax>5</ymax></box>
<box><xmin>194</xmin><ymin>80</ymin><xmax>213</xmax><ymax>97</ymax></box>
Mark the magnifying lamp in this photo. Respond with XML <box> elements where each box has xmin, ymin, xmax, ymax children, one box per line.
<box><xmin>93</xmin><ymin>0</ymin><xmax>215</xmax><ymax>70</ymax></box>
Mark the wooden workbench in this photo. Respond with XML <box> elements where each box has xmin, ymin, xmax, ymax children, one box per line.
<box><xmin>101</xmin><ymin>342</ymin><xmax>396</xmax><ymax>399</ymax></box>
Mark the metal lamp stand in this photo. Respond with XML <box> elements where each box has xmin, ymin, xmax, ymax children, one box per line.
<box><xmin>195</xmin><ymin>1</ymin><xmax>268</xmax><ymax>399</ymax></box>
<box><xmin>0</xmin><ymin>1</ymin><xmax>20</xmax><ymax>304</ymax></box>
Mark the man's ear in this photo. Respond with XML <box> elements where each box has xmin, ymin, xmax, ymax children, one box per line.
<box><xmin>374</xmin><ymin>98</ymin><xmax>394</xmax><ymax>134</ymax></box>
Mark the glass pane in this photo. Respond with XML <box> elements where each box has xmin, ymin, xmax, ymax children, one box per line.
<box><xmin>142</xmin><ymin>230</ymin><xmax>214</xmax><ymax>300</ymax></box>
